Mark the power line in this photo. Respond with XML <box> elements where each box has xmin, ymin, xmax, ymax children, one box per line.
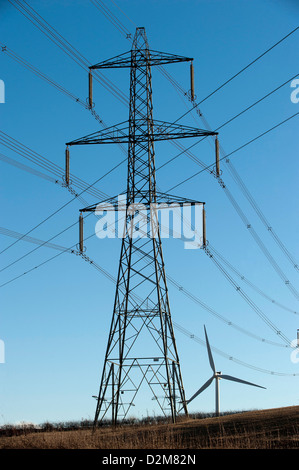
<box><xmin>166</xmin><ymin>273</ymin><xmax>289</xmax><ymax>348</ymax></box>
<box><xmin>2</xmin><ymin>137</ymin><xmax>296</xmax><ymax>343</ymax></box>
<box><xmin>1</xmin><ymin>42</ymin><xmax>128</xmax><ymax>156</ymax></box>
<box><xmin>109</xmin><ymin>0</ymin><xmax>136</xmax><ymax>27</ymax></box>
<box><xmin>168</xmin><ymin>26</ymin><xmax>299</xmax><ymax>118</ymax></box>
<box><xmin>0</xmin><ymin>221</ymin><xmax>288</xmax><ymax>349</ymax></box>
<box><xmin>0</xmin><ymin>218</ymin><xmax>79</xmax><ymax>274</ymax></box>
<box><xmin>173</xmin><ymin>210</ymin><xmax>296</xmax><ymax>345</ymax></box>
<box><xmin>95</xmin><ymin>0</ymin><xmax>299</xmax><ymax>116</ymax></box>
<box><xmin>0</xmin><ymin>130</ymin><xmax>119</xmax><ymax>200</ymax></box>
<box><xmin>90</xmin><ymin>0</ymin><xmax>130</xmax><ymax>38</ymax></box>
<box><xmin>95</xmin><ymin>0</ymin><xmax>299</xmax><ymax>278</ymax></box>
<box><xmin>165</xmin><ymin>112</ymin><xmax>299</xmax><ymax>300</ymax></box>
<box><xmin>156</xmin><ymin>71</ymin><xmax>299</xmax><ymax>176</ymax></box>
<box><xmin>0</xmin><ymin>236</ymin><xmax>77</xmax><ymax>289</ymax></box>
<box><xmin>0</xmin><ymin>152</ymin><xmax>63</xmax><ymax>186</ymax></box>
<box><xmin>1</xmin><ymin>179</ymin><xmax>292</xmax><ymax>352</ymax></box>
<box><xmin>164</xmin><ymin>194</ymin><xmax>298</xmax><ymax>317</ymax></box>
<box><xmin>2</xmin><ymin>49</ymin><xmax>298</xmax><ymax>314</ymax></box>
<box><xmin>0</xmin><ymin>42</ymin><xmax>87</xmax><ymax>107</ymax></box>
<box><xmin>196</xmin><ymin>25</ymin><xmax>299</xmax><ymax>106</ymax></box>
<box><xmin>216</xmin><ymin>74</ymin><xmax>299</xmax><ymax>132</ymax></box>
<box><xmin>152</xmin><ymin>34</ymin><xmax>299</xmax><ymax>278</ymax></box>
<box><xmin>0</xmin><ymin>224</ymin><xmax>296</xmax><ymax>377</ymax></box>
<box><xmin>1</xmin><ymin>116</ymin><xmax>294</xmax><ymax>359</ymax></box>
<box><xmin>224</xmin><ymin>158</ymin><xmax>299</xmax><ymax>272</ymax></box>
<box><xmin>8</xmin><ymin>0</ymin><xmax>129</xmax><ymax>107</ymax></box>
<box><xmin>4</xmin><ymin>0</ymin><xmax>298</xmax><ymax>378</ymax></box>
<box><xmin>179</xmin><ymin>86</ymin><xmax>299</xmax><ymax>275</ymax></box>
<box><xmin>3</xmin><ymin>116</ymin><xmax>297</xmax><ymax>340</ymax></box>
<box><xmin>0</xmin><ymin>226</ymin><xmax>70</xmax><ymax>252</ymax></box>
<box><xmin>4</xmin><ymin>33</ymin><xmax>298</xmax><ymax>288</ymax></box>
<box><xmin>173</xmin><ymin>323</ymin><xmax>299</xmax><ymax>377</ymax></box>
<box><xmin>207</xmin><ymin>244</ymin><xmax>299</xmax><ymax>316</ymax></box>
<box><xmin>0</xmin><ymin>118</ymin><xmax>292</xmax><ymax>350</ymax></box>
<box><xmin>9</xmin><ymin>0</ymin><xmax>298</xmax><ymax>281</ymax></box>
<box><xmin>0</xmin><ymin>132</ymin><xmax>63</xmax><ymax>180</ymax></box>
<box><xmin>164</xmin><ymin>77</ymin><xmax>299</xmax><ymax>275</ymax></box>
<box><xmin>0</xmin><ymin>150</ymin><xmax>124</xmax><ymax>256</ymax></box>
<box><xmin>167</xmin><ymin>111</ymin><xmax>299</xmax><ymax>191</ymax></box>
<box><xmin>219</xmin><ymin>183</ymin><xmax>299</xmax><ymax>301</ymax></box>
<box><xmin>203</xmin><ymin>245</ymin><xmax>291</xmax><ymax>345</ymax></box>
<box><xmin>0</xmin><ymin>42</ymin><xmax>105</xmax><ymax>127</ymax></box>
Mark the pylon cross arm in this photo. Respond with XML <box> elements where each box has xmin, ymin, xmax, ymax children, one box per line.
<box><xmin>66</xmin><ymin>120</ymin><xmax>217</xmax><ymax>146</ymax></box>
<box><xmin>89</xmin><ymin>50</ymin><xmax>193</xmax><ymax>70</ymax></box>
<box><xmin>79</xmin><ymin>192</ymin><xmax>205</xmax><ymax>212</ymax></box>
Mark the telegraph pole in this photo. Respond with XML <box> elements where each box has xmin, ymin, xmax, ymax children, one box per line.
<box><xmin>66</xmin><ymin>27</ymin><xmax>217</xmax><ymax>425</ymax></box>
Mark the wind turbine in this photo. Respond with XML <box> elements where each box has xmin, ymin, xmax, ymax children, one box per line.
<box><xmin>186</xmin><ymin>326</ymin><xmax>266</xmax><ymax>416</ymax></box>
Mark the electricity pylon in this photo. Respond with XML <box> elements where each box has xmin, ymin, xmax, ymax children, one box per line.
<box><xmin>66</xmin><ymin>27</ymin><xmax>217</xmax><ymax>425</ymax></box>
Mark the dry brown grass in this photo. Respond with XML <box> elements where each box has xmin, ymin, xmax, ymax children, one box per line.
<box><xmin>0</xmin><ymin>406</ymin><xmax>298</xmax><ymax>449</ymax></box>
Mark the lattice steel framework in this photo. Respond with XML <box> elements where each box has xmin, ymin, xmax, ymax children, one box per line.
<box><xmin>66</xmin><ymin>27</ymin><xmax>217</xmax><ymax>425</ymax></box>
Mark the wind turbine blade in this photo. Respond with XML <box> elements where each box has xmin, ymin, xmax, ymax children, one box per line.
<box><xmin>221</xmin><ymin>374</ymin><xmax>266</xmax><ymax>389</ymax></box>
<box><xmin>204</xmin><ymin>325</ymin><xmax>216</xmax><ymax>373</ymax></box>
<box><xmin>186</xmin><ymin>376</ymin><xmax>214</xmax><ymax>404</ymax></box>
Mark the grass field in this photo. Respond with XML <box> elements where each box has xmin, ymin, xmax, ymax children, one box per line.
<box><xmin>0</xmin><ymin>406</ymin><xmax>298</xmax><ymax>449</ymax></box>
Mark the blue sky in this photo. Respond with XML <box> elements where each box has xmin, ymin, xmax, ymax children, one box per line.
<box><xmin>0</xmin><ymin>0</ymin><xmax>299</xmax><ymax>425</ymax></box>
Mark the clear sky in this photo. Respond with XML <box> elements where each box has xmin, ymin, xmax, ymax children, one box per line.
<box><xmin>0</xmin><ymin>0</ymin><xmax>299</xmax><ymax>425</ymax></box>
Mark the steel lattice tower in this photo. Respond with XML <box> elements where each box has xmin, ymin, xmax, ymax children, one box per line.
<box><xmin>66</xmin><ymin>27</ymin><xmax>217</xmax><ymax>424</ymax></box>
